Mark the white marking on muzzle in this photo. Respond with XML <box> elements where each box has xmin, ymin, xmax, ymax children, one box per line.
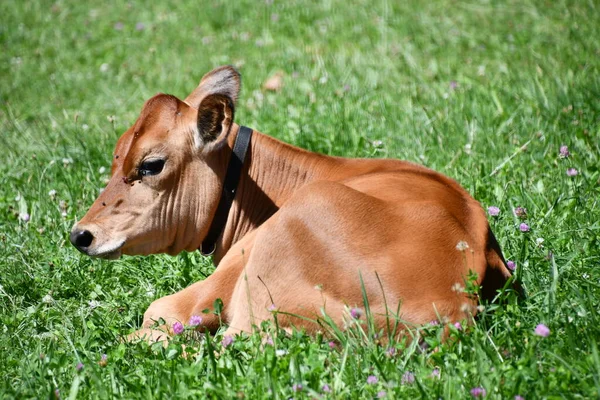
<box><xmin>89</xmin><ymin>239</ymin><xmax>126</xmax><ymax>259</ymax></box>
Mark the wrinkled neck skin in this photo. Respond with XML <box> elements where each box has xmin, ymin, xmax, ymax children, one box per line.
<box><xmin>207</xmin><ymin>123</ymin><xmax>340</xmax><ymax>264</ymax></box>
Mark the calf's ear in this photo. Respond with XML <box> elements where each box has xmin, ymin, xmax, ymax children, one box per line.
<box><xmin>185</xmin><ymin>65</ymin><xmax>241</xmax><ymax>107</ymax></box>
<box><xmin>196</xmin><ymin>93</ymin><xmax>234</xmax><ymax>146</ymax></box>
<box><xmin>186</xmin><ymin>66</ymin><xmax>241</xmax><ymax>148</ymax></box>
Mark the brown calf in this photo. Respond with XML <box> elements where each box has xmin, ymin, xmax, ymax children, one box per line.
<box><xmin>70</xmin><ymin>66</ymin><xmax>517</xmax><ymax>340</ymax></box>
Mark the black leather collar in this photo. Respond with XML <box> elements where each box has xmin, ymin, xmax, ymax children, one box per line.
<box><xmin>200</xmin><ymin>125</ymin><xmax>253</xmax><ymax>256</ymax></box>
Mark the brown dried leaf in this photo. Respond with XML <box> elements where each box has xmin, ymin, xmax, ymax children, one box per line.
<box><xmin>263</xmin><ymin>71</ymin><xmax>284</xmax><ymax>91</ymax></box>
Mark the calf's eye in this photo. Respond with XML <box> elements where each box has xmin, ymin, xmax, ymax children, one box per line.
<box><xmin>139</xmin><ymin>159</ymin><xmax>165</xmax><ymax>177</ymax></box>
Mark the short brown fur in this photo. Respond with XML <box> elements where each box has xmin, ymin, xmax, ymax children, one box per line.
<box><xmin>71</xmin><ymin>66</ymin><xmax>518</xmax><ymax>340</ymax></box>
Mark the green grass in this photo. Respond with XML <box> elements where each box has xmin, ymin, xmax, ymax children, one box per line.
<box><xmin>1</xmin><ymin>0</ymin><xmax>599</xmax><ymax>398</ymax></box>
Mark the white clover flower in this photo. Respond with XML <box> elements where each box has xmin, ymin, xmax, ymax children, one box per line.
<box><xmin>88</xmin><ymin>300</ymin><xmax>101</xmax><ymax>309</ymax></box>
<box><xmin>42</xmin><ymin>294</ymin><xmax>54</xmax><ymax>304</ymax></box>
<box><xmin>451</xmin><ymin>283</ymin><xmax>464</xmax><ymax>293</ymax></box>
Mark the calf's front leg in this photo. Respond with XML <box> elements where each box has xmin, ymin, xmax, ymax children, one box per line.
<box><xmin>128</xmin><ymin>238</ymin><xmax>252</xmax><ymax>343</ymax></box>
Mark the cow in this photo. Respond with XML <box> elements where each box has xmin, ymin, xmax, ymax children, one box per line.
<box><xmin>70</xmin><ymin>66</ymin><xmax>518</xmax><ymax>342</ymax></box>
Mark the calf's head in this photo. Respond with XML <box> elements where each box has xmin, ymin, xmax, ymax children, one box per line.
<box><xmin>70</xmin><ymin>66</ymin><xmax>240</xmax><ymax>258</ymax></box>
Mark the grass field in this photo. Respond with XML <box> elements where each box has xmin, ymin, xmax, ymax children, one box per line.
<box><xmin>1</xmin><ymin>0</ymin><xmax>599</xmax><ymax>398</ymax></box>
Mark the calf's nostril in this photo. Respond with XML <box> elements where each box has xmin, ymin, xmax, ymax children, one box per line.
<box><xmin>70</xmin><ymin>230</ymin><xmax>94</xmax><ymax>248</ymax></box>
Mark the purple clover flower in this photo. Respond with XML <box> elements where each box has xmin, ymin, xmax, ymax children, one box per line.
<box><xmin>267</xmin><ymin>303</ymin><xmax>277</xmax><ymax>312</ymax></box>
<box><xmin>367</xmin><ymin>375</ymin><xmax>378</xmax><ymax>384</ymax></box>
<box><xmin>513</xmin><ymin>206</ymin><xmax>527</xmax><ymax>218</ymax></box>
<box><xmin>114</xmin><ymin>22</ymin><xmax>124</xmax><ymax>31</ymax></box>
<box><xmin>534</xmin><ymin>323</ymin><xmax>550</xmax><ymax>337</ymax></box>
<box><xmin>292</xmin><ymin>383</ymin><xmax>303</xmax><ymax>392</ymax></box>
<box><xmin>450</xmin><ymin>81</ymin><xmax>459</xmax><ymax>90</ymax></box>
<box><xmin>172</xmin><ymin>321</ymin><xmax>184</xmax><ymax>335</ymax></box>
<box><xmin>328</xmin><ymin>341</ymin><xmax>337</xmax><ymax>349</ymax></box>
<box><xmin>401</xmin><ymin>371</ymin><xmax>415</xmax><ymax>385</ymax></box>
<box><xmin>519</xmin><ymin>223</ymin><xmax>530</xmax><ymax>232</ymax></box>
<box><xmin>76</xmin><ymin>362</ymin><xmax>84</xmax><ymax>371</ymax></box>
<box><xmin>135</xmin><ymin>22</ymin><xmax>145</xmax><ymax>31</ymax></box>
<box><xmin>515</xmin><ymin>396</ymin><xmax>525</xmax><ymax>400</ymax></box>
<box><xmin>322</xmin><ymin>384</ymin><xmax>331</xmax><ymax>393</ymax></box>
<box><xmin>470</xmin><ymin>387</ymin><xmax>486</xmax><ymax>397</ymax></box>
<box><xmin>559</xmin><ymin>145</ymin><xmax>569</xmax><ymax>158</ymax></box>
<box><xmin>566</xmin><ymin>168</ymin><xmax>578</xmax><ymax>176</ymax></box>
<box><xmin>507</xmin><ymin>260</ymin><xmax>516</xmax><ymax>271</ymax></box>
<box><xmin>454</xmin><ymin>322</ymin><xmax>462</xmax><ymax>330</ymax></box>
<box><xmin>487</xmin><ymin>206</ymin><xmax>500</xmax><ymax>217</ymax></box>
<box><xmin>386</xmin><ymin>347</ymin><xmax>397</xmax><ymax>357</ymax></box>
<box><xmin>189</xmin><ymin>315</ymin><xmax>203</xmax><ymax>326</ymax></box>
<box><xmin>431</xmin><ymin>368</ymin><xmax>441</xmax><ymax>379</ymax></box>
<box><xmin>350</xmin><ymin>307</ymin><xmax>363</xmax><ymax>319</ymax></box>
<box><xmin>377</xmin><ymin>391</ymin><xmax>387</xmax><ymax>398</ymax></box>
<box><xmin>222</xmin><ymin>335</ymin><xmax>234</xmax><ymax>347</ymax></box>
